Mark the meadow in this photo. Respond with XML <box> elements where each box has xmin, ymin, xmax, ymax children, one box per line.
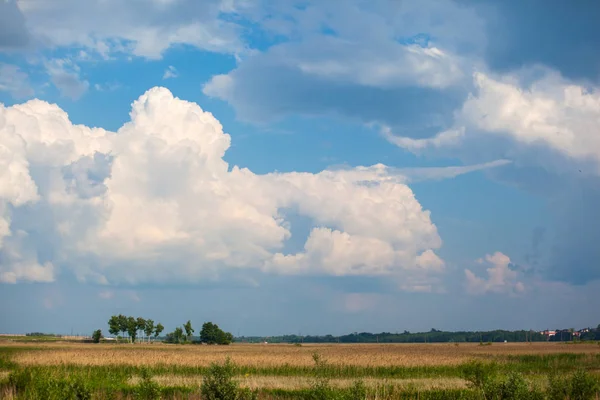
<box><xmin>1</xmin><ymin>339</ymin><xmax>599</xmax><ymax>399</ymax></box>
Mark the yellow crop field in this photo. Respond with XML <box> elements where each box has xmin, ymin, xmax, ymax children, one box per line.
<box><xmin>1</xmin><ymin>341</ymin><xmax>600</xmax><ymax>398</ymax></box>
<box><xmin>6</xmin><ymin>341</ymin><xmax>600</xmax><ymax>368</ymax></box>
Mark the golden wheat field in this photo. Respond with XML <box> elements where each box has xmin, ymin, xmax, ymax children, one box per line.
<box><xmin>5</xmin><ymin>341</ymin><xmax>600</xmax><ymax>368</ymax></box>
<box><xmin>126</xmin><ymin>375</ymin><xmax>469</xmax><ymax>391</ymax></box>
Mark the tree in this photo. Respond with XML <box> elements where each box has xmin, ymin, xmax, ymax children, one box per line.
<box><xmin>200</xmin><ymin>322</ymin><xmax>233</xmax><ymax>345</ymax></box>
<box><xmin>92</xmin><ymin>329</ymin><xmax>102</xmax><ymax>343</ymax></box>
<box><xmin>200</xmin><ymin>322</ymin><xmax>219</xmax><ymax>344</ymax></box>
<box><xmin>221</xmin><ymin>331</ymin><xmax>233</xmax><ymax>345</ymax></box>
<box><xmin>127</xmin><ymin>316</ymin><xmax>138</xmax><ymax>343</ymax></box>
<box><xmin>144</xmin><ymin>319</ymin><xmax>155</xmax><ymax>343</ymax></box>
<box><xmin>184</xmin><ymin>320</ymin><xmax>194</xmax><ymax>342</ymax></box>
<box><xmin>136</xmin><ymin>317</ymin><xmax>146</xmax><ymax>342</ymax></box>
<box><xmin>118</xmin><ymin>314</ymin><xmax>128</xmax><ymax>341</ymax></box>
<box><xmin>154</xmin><ymin>323</ymin><xmax>164</xmax><ymax>341</ymax></box>
<box><xmin>108</xmin><ymin>316</ymin><xmax>120</xmax><ymax>338</ymax></box>
<box><xmin>173</xmin><ymin>327</ymin><xmax>184</xmax><ymax>344</ymax></box>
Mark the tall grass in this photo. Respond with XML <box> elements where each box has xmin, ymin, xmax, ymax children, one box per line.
<box><xmin>2</xmin><ymin>344</ymin><xmax>600</xmax><ymax>399</ymax></box>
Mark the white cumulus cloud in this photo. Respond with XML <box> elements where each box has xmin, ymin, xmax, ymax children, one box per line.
<box><xmin>446</xmin><ymin>70</ymin><xmax>600</xmax><ymax>175</ymax></box>
<box><xmin>465</xmin><ymin>252</ymin><xmax>525</xmax><ymax>295</ymax></box>
<box><xmin>0</xmin><ymin>87</ymin><xmax>449</xmax><ymax>287</ymax></box>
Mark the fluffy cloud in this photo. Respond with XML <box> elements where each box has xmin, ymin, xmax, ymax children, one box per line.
<box><xmin>385</xmin><ymin>68</ymin><xmax>600</xmax><ymax>285</ymax></box>
<box><xmin>385</xmin><ymin>69</ymin><xmax>600</xmax><ymax>169</ymax></box>
<box><xmin>0</xmin><ymin>87</ymin><xmax>448</xmax><ymax>286</ymax></box>
<box><xmin>465</xmin><ymin>252</ymin><xmax>524</xmax><ymax>295</ymax></box>
<box><xmin>458</xmin><ymin>71</ymin><xmax>600</xmax><ymax>172</ymax></box>
<box><xmin>0</xmin><ymin>230</ymin><xmax>55</xmax><ymax>284</ymax></box>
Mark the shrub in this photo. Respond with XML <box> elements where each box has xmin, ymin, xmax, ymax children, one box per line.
<box><xmin>201</xmin><ymin>358</ymin><xmax>257</xmax><ymax>400</ymax></box>
<box><xmin>8</xmin><ymin>369</ymin><xmax>92</xmax><ymax>400</ymax></box>
<box><xmin>569</xmin><ymin>369</ymin><xmax>598</xmax><ymax>400</ymax></box>
<box><xmin>309</xmin><ymin>353</ymin><xmax>334</xmax><ymax>400</ymax></box>
<box><xmin>133</xmin><ymin>368</ymin><xmax>162</xmax><ymax>400</ymax></box>
<box><xmin>343</xmin><ymin>380</ymin><xmax>366</xmax><ymax>400</ymax></box>
<box><xmin>489</xmin><ymin>371</ymin><xmax>535</xmax><ymax>400</ymax></box>
<box><xmin>548</xmin><ymin>373</ymin><xmax>569</xmax><ymax>400</ymax></box>
<box><xmin>548</xmin><ymin>369</ymin><xmax>598</xmax><ymax>400</ymax></box>
<box><xmin>461</xmin><ymin>361</ymin><xmax>496</xmax><ymax>390</ymax></box>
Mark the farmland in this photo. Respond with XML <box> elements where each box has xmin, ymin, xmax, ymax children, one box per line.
<box><xmin>1</xmin><ymin>340</ymin><xmax>600</xmax><ymax>399</ymax></box>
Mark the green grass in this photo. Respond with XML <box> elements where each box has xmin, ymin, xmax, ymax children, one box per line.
<box><xmin>1</xmin><ymin>347</ymin><xmax>600</xmax><ymax>399</ymax></box>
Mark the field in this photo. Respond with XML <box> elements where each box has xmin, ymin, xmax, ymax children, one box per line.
<box><xmin>1</xmin><ymin>339</ymin><xmax>600</xmax><ymax>399</ymax></box>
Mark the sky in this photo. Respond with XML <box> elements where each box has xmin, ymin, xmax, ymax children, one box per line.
<box><xmin>1</xmin><ymin>0</ymin><xmax>600</xmax><ymax>337</ymax></box>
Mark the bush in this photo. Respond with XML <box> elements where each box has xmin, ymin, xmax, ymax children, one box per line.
<box><xmin>461</xmin><ymin>361</ymin><xmax>496</xmax><ymax>391</ymax></box>
<box><xmin>549</xmin><ymin>370</ymin><xmax>598</xmax><ymax>400</ymax></box>
<box><xmin>201</xmin><ymin>358</ymin><xmax>257</xmax><ymax>400</ymax></box>
<box><xmin>309</xmin><ymin>353</ymin><xmax>334</xmax><ymax>400</ymax></box>
<box><xmin>343</xmin><ymin>380</ymin><xmax>366</xmax><ymax>400</ymax></box>
<box><xmin>133</xmin><ymin>368</ymin><xmax>162</xmax><ymax>400</ymax></box>
<box><xmin>569</xmin><ymin>369</ymin><xmax>598</xmax><ymax>400</ymax></box>
<box><xmin>8</xmin><ymin>368</ymin><xmax>92</xmax><ymax>400</ymax></box>
<box><xmin>490</xmin><ymin>371</ymin><xmax>538</xmax><ymax>400</ymax></box>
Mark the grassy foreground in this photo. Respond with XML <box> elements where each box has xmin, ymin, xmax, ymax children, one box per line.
<box><xmin>1</xmin><ymin>341</ymin><xmax>600</xmax><ymax>399</ymax></box>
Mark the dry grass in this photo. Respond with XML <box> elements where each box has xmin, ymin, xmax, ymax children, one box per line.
<box><xmin>127</xmin><ymin>374</ymin><xmax>468</xmax><ymax>390</ymax></box>
<box><xmin>0</xmin><ymin>386</ymin><xmax>15</xmax><ymax>400</ymax></box>
<box><xmin>7</xmin><ymin>342</ymin><xmax>600</xmax><ymax>368</ymax></box>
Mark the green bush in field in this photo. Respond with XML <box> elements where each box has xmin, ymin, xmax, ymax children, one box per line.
<box><xmin>201</xmin><ymin>358</ymin><xmax>257</xmax><ymax>400</ymax></box>
<box><xmin>488</xmin><ymin>371</ymin><xmax>544</xmax><ymax>400</ymax></box>
<box><xmin>548</xmin><ymin>369</ymin><xmax>598</xmax><ymax>400</ymax></box>
<box><xmin>343</xmin><ymin>380</ymin><xmax>367</xmax><ymax>400</ymax></box>
<box><xmin>309</xmin><ymin>352</ymin><xmax>335</xmax><ymax>400</ymax></box>
<box><xmin>133</xmin><ymin>368</ymin><xmax>162</xmax><ymax>400</ymax></box>
<box><xmin>8</xmin><ymin>368</ymin><xmax>92</xmax><ymax>400</ymax></box>
<box><xmin>569</xmin><ymin>369</ymin><xmax>598</xmax><ymax>400</ymax></box>
<box><xmin>461</xmin><ymin>361</ymin><xmax>548</xmax><ymax>400</ymax></box>
<box><xmin>461</xmin><ymin>361</ymin><xmax>496</xmax><ymax>392</ymax></box>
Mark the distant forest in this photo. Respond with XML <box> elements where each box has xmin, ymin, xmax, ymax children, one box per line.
<box><xmin>237</xmin><ymin>327</ymin><xmax>600</xmax><ymax>344</ymax></box>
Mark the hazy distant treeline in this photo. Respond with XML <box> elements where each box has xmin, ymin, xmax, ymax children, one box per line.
<box><xmin>237</xmin><ymin>328</ymin><xmax>600</xmax><ymax>343</ymax></box>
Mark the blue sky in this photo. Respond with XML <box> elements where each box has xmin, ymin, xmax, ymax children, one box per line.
<box><xmin>1</xmin><ymin>0</ymin><xmax>599</xmax><ymax>336</ymax></box>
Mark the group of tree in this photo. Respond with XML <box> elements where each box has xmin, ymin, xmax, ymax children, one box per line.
<box><xmin>107</xmin><ymin>315</ymin><xmax>164</xmax><ymax>343</ymax></box>
<box><xmin>199</xmin><ymin>322</ymin><xmax>233</xmax><ymax>345</ymax></box>
<box><xmin>236</xmin><ymin>328</ymin><xmax>589</xmax><ymax>344</ymax></box>
<box><xmin>25</xmin><ymin>332</ymin><xmax>61</xmax><ymax>337</ymax></box>
<box><xmin>164</xmin><ymin>321</ymin><xmax>233</xmax><ymax>345</ymax></box>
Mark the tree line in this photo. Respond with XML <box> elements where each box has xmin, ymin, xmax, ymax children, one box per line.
<box><xmin>107</xmin><ymin>315</ymin><xmax>164</xmax><ymax>343</ymax></box>
<box><xmin>237</xmin><ymin>327</ymin><xmax>600</xmax><ymax>344</ymax></box>
<box><xmin>164</xmin><ymin>321</ymin><xmax>233</xmax><ymax>345</ymax></box>
<box><xmin>100</xmin><ymin>316</ymin><xmax>233</xmax><ymax>345</ymax></box>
